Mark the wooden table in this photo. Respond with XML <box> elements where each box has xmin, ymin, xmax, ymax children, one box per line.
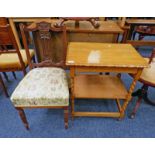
<box><xmin>125</xmin><ymin>19</ymin><xmax>155</xmax><ymax>46</ymax></box>
<box><xmin>66</xmin><ymin>42</ymin><xmax>148</xmax><ymax>119</ymax></box>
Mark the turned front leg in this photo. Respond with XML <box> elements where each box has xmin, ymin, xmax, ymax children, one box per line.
<box><xmin>64</xmin><ymin>107</ymin><xmax>69</xmax><ymax>129</ymax></box>
<box><xmin>16</xmin><ymin>108</ymin><xmax>29</xmax><ymax>130</ymax></box>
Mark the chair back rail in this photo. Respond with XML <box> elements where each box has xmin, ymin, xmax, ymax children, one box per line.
<box><xmin>20</xmin><ymin>21</ymin><xmax>67</xmax><ymax>70</ymax></box>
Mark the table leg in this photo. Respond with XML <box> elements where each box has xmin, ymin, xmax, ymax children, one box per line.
<box><xmin>115</xmin><ymin>99</ymin><xmax>122</xmax><ymax>113</ymax></box>
<box><xmin>113</xmin><ymin>34</ymin><xmax>119</xmax><ymax>43</ymax></box>
<box><xmin>127</xmin><ymin>24</ymin><xmax>135</xmax><ymax>40</ymax></box>
<box><xmin>120</xmin><ymin>69</ymin><xmax>143</xmax><ymax>118</ymax></box>
<box><xmin>122</xmin><ymin>28</ymin><xmax>129</xmax><ymax>43</ymax></box>
<box><xmin>70</xmin><ymin>67</ymin><xmax>75</xmax><ymax>120</ymax></box>
<box><xmin>119</xmin><ymin>17</ymin><xmax>126</xmax><ymax>27</ymax></box>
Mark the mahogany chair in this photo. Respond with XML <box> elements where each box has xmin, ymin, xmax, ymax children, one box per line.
<box><xmin>0</xmin><ymin>24</ymin><xmax>35</xmax><ymax>96</ymax></box>
<box><xmin>0</xmin><ymin>18</ymin><xmax>17</xmax><ymax>83</ymax></box>
<box><xmin>10</xmin><ymin>21</ymin><xmax>69</xmax><ymax>129</ymax></box>
<box><xmin>0</xmin><ymin>18</ymin><xmax>23</xmax><ymax>81</ymax></box>
<box><xmin>130</xmin><ymin>48</ymin><xmax>155</xmax><ymax>118</ymax></box>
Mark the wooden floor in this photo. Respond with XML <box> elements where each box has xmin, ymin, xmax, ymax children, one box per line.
<box><xmin>74</xmin><ymin>74</ymin><xmax>128</xmax><ymax>99</ymax></box>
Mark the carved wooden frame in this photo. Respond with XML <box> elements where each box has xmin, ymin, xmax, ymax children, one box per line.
<box><xmin>55</xmin><ymin>17</ymin><xmax>100</xmax><ymax>28</ymax></box>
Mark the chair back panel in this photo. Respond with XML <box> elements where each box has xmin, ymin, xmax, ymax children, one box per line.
<box><xmin>20</xmin><ymin>21</ymin><xmax>67</xmax><ymax>69</ymax></box>
<box><xmin>32</xmin><ymin>31</ymin><xmax>64</xmax><ymax>63</ymax></box>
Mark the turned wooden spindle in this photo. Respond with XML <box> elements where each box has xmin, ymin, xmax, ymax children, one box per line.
<box><xmin>120</xmin><ymin>69</ymin><xmax>143</xmax><ymax>118</ymax></box>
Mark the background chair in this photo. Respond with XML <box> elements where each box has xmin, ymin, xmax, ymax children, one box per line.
<box><xmin>130</xmin><ymin>48</ymin><xmax>155</xmax><ymax>118</ymax></box>
<box><xmin>0</xmin><ymin>17</ymin><xmax>17</xmax><ymax>82</ymax></box>
<box><xmin>0</xmin><ymin>24</ymin><xmax>35</xmax><ymax>96</ymax></box>
<box><xmin>11</xmin><ymin>21</ymin><xmax>69</xmax><ymax>129</ymax></box>
<box><xmin>0</xmin><ymin>17</ymin><xmax>26</xmax><ymax>81</ymax></box>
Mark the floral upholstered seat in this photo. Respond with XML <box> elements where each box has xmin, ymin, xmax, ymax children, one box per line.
<box><xmin>11</xmin><ymin>67</ymin><xmax>69</xmax><ymax>107</ymax></box>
